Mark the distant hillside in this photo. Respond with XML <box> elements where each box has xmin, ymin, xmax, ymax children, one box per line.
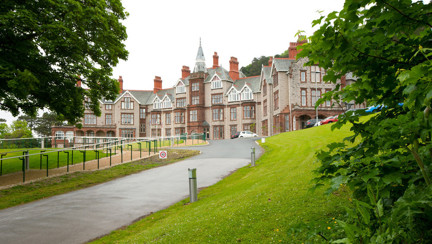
<box><xmin>240</xmin><ymin>49</ymin><xmax>289</xmax><ymax>77</ymax></box>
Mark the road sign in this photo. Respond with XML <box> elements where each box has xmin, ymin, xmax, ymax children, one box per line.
<box><xmin>159</xmin><ymin>150</ymin><xmax>167</xmax><ymax>159</ymax></box>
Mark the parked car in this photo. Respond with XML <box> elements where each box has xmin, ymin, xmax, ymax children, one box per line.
<box><xmin>366</xmin><ymin>105</ymin><xmax>384</xmax><ymax>113</ymax></box>
<box><xmin>321</xmin><ymin>115</ymin><xmax>339</xmax><ymax>125</ymax></box>
<box><xmin>231</xmin><ymin>131</ymin><xmax>240</xmax><ymax>139</ymax></box>
<box><xmin>306</xmin><ymin>119</ymin><xmax>321</xmax><ymax>128</ymax></box>
<box><xmin>238</xmin><ymin>131</ymin><xmax>258</xmax><ymax>138</ymax></box>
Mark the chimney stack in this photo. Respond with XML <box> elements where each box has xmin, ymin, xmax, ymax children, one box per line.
<box><xmin>118</xmin><ymin>76</ymin><xmax>123</xmax><ymax>93</ymax></box>
<box><xmin>181</xmin><ymin>66</ymin><xmax>190</xmax><ymax>79</ymax></box>
<box><xmin>154</xmin><ymin>76</ymin><xmax>162</xmax><ymax>94</ymax></box>
<box><xmin>213</xmin><ymin>52</ymin><xmax>219</xmax><ymax>68</ymax></box>
<box><xmin>288</xmin><ymin>37</ymin><xmax>307</xmax><ymax>59</ymax></box>
<box><xmin>229</xmin><ymin>57</ymin><xmax>239</xmax><ymax>81</ymax></box>
<box><xmin>268</xmin><ymin>57</ymin><xmax>273</xmax><ymax>67</ymax></box>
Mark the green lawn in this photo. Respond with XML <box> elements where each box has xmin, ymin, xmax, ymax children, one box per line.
<box><xmin>93</xmin><ymin>123</ymin><xmax>354</xmax><ymax>243</ymax></box>
<box><xmin>0</xmin><ymin>149</ymin><xmax>199</xmax><ymax>210</ymax></box>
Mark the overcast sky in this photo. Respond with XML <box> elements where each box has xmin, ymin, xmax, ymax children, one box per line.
<box><xmin>1</xmin><ymin>0</ymin><xmax>345</xmax><ymax>124</ymax></box>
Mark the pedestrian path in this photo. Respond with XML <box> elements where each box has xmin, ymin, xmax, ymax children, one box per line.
<box><xmin>0</xmin><ymin>139</ymin><xmax>261</xmax><ymax>244</ymax></box>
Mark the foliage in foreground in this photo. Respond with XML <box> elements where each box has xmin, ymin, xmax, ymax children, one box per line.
<box><xmin>0</xmin><ymin>149</ymin><xmax>198</xmax><ymax>210</ymax></box>
<box><xmin>299</xmin><ymin>0</ymin><xmax>432</xmax><ymax>242</ymax></box>
<box><xmin>1</xmin><ymin>0</ymin><xmax>128</xmax><ymax>124</ymax></box>
<box><xmin>93</xmin><ymin>124</ymin><xmax>353</xmax><ymax>243</ymax></box>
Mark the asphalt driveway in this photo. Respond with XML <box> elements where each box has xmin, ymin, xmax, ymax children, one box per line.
<box><xmin>0</xmin><ymin>138</ymin><xmax>262</xmax><ymax>244</ymax></box>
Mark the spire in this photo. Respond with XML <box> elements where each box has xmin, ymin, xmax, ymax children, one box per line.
<box><xmin>193</xmin><ymin>38</ymin><xmax>207</xmax><ymax>73</ymax></box>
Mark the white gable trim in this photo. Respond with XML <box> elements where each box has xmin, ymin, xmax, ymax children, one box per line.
<box><xmin>210</xmin><ymin>73</ymin><xmax>221</xmax><ymax>81</ymax></box>
<box><xmin>225</xmin><ymin>86</ymin><xmax>239</xmax><ymax>96</ymax></box>
<box><xmin>152</xmin><ymin>95</ymin><xmax>161</xmax><ymax>103</ymax></box>
<box><xmin>239</xmin><ymin>84</ymin><xmax>252</xmax><ymax>93</ymax></box>
<box><xmin>113</xmin><ymin>90</ymin><xmax>141</xmax><ymax>104</ymax></box>
<box><xmin>162</xmin><ymin>94</ymin><xmax>171</xmax><ymax>102</ymax></box>
<box><xmin>176</xmin><ymin>79</ymin><xmax>185</xmax><ymax>87</ymax></box>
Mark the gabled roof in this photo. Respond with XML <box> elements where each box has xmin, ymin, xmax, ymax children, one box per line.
<box><xmin>113</xmin><ymin>90</ymin><xmax>142</xmax><ymax>104</ymax></box>
<box><xmin>205</xmin><ymin>66</ymin><xmax>232</xmax><ymax>82</ymax></box>
<box><xmin>231</xmin><ymin>76</ymin><xmax>261</xmax><ymax>93</ymax></box>
<box><xmin>273</xmin><ymin>58</ymin><xmax>295</xmax><ymax>72</ymax></box>
<box><xmin>261</xmin><ymin>66</ymin><xmax>273</xmax><ymax>84</ymax></box>
<box><xmin>128</xmin><ymin>90</ymin><xmax>155</xmax><ymax>105</ymax></box>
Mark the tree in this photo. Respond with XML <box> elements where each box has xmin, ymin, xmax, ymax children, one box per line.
<box><xmin>298</xmin><ymin>0</ymin><xmax>432</xmax><ymax>242</ymax></box>
<box><xmin>240</xmin><ymin>56</ymin><xmax>270</xmax><ymax>77</ymax></box>
<box><xmin>8</xmin><ymin>120</ymin><xmax>32</xmax><ymax>138</ymax></box>
<box><xmin>35</xmin><ymin>112</ymin><xmax>65</xmax><ymax>137</ymax></box>
<box><xmin>0</xmin><ymin>0</ymin><xmax>128</xmax><ymax>124</ymax></box>
<box><xmin>0</xmin><ymin>123</ymin><xmax>10</xmax><ymax>138</ymax></box>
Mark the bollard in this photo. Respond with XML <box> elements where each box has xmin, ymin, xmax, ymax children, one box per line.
<box><xmin>261</xmin><ymin>137</ymin><xmax>266</xmax><ymax>143</ymax></box>
<box><xmin>188</xmin><ymin>168</ymin><xmax>198</xmax><ymax>203</ymax></box>
<box><xmin>251</xmin><ymin>147</ymin><xmax>256</xmax><ymax>167</ymax></box>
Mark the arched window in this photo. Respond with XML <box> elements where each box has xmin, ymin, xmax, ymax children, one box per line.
<box><xmin>65</xmin><ymin>131</ymin><xmax>74</xmax><ymax>141</ymax></box>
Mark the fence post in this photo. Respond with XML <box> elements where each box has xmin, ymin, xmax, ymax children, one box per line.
<box><xmin>57</xmin><ymin>151</ymin><xmax>60</xmax><ymax>168</ymax></box>
<box><xmin>43</xmin><ymin>154</ymin><xmax>49</xmax><ymax>177</ymax></box>
<box><xmin>128</xmin><ymin>144</ymin><xmax>132</xmax><ymax>161</ymax></box>
<box><xmin>20</xmin><ymin>156</ymin><xmax>25</xmax><ymax>182</ymax></box>
<box><xmin>94</xmin><ymin>150</ymin><xmax>100</xmax><ymax>169</ymax></box>
<box><xmin>108</xmin><ymin>148</ymin><xmax>112</xmax><ymax>166</ymax></box>
<box><xmin>138</xmin><ymin>142</ymin><xmax>142</xmax><ymax>158</ymax></box>
<box><xmin>0</xmin><ymin>153</ymin><xmax>6</xmax><ymax>176</ymax></box>
<box><xmin>80</xmin><ymin>150</ymin><xmax>86</xmax><ymax>170</ymax></box>
<box><xmin>64</xmin><ymin>151</ymin><xmax>70</xmax><ymax>172</ymax></box>
<box><xmin>39</xmin><ymin>150</ymin><xmax>46</xmax><ymax>169</ymax></box>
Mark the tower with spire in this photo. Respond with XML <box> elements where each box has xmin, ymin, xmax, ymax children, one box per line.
<box><xmin>193</xmin><ymin>38</ymin><xmax>207</xmax><ymax>73</ymax></box>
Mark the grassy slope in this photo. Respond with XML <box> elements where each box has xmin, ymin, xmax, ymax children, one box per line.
<box><xmin>93</xmin><ymin>123</ymin><xmax>353</xmax><ymax>243</ymax></box>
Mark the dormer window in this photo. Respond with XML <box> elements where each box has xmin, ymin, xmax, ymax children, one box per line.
<box><xmin>162</xmin><ymin>97</ymin><xmax>172</xmax><ymax>108</ymax></box>
<box><xmin>211</xmin><ymin>75</ymin><xmax>222</xmax><ymax>89</ymax></box>
<box><xmin>241</xmin><ymin>87</ymin><xmax>253</xmax><ymax>101</ymax></box>
<box><xmin>153</xmin><ymin>98</ymin><xmax>161</xmax><ymax>109</ymax></box>
<box><xmin>228</xmin><ymin>89</ymin><xmax>240</xmax><ymax>102</ymax></box>
<box><xmin>176</xmin><ymin>82</ymin><xmax>186</xmax><ymax>93</ymax></box>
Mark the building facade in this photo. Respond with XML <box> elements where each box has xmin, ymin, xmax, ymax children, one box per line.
<box><xmin>52</xmin><ymin>39</ymin><xmax>363</xmax><ymax>140</ymax></box>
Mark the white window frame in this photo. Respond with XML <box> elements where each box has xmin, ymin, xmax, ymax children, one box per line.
<box><xmin>241</xmin><ymin>87</ymin><xmax>253</xmax><ymax>101</ymax></box>
<box><xmin>228</xmin><ymin>89</ymin><xmax>240</xmax><ymax>102</ymax></box>
<box><xmin>211</xmin><ymin>75</ymin><xmax>222</xmax><ymax>89</ymax></box>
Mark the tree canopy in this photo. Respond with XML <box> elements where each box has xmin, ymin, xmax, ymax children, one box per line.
<box><xmin>19</xmin><ymin>112</ymin><xmax>65</xmax><ymax>137</ymax></box>
<box><xmin>298</xmin><ymin>0</ymin><xmax>432</xmax><ymax>242</ymax></box>
<box><xmin>0</xmin><ymin>0</ymin><xmax>128</xmax><ymax>124</ymax></box>
<box><xmin>240</xmin><ymin>49</ymin><xmax>290</xmax><ymax>77</ymax></box>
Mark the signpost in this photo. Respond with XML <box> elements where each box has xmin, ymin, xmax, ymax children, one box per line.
<box><xmin>159</xmin><ymin>150</ymin><xmax>167</xmax><ymax>159</ymax></box>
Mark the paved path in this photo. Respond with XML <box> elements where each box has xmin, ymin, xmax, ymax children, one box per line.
<box><xmin>0</xmin><ymin>138</ymin><xmax>262</xmax><ymax>244</ymax></box>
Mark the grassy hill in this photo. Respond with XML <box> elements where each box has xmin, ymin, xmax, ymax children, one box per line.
<box><xmin>93</xmin><ymin>123</ymin><xmax>354</xmax><ymax>243</ymax></box>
